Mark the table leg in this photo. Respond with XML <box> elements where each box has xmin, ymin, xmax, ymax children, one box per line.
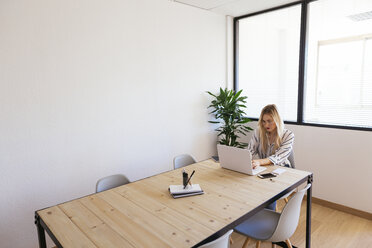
<box><xmin>35</xmin><ymin>213</ymin><xmax>47</xmax><ymax>248</ymax></box>
<box><xmin>306</xmin><ymin>175</ymin><xmax>313</xmax><ymax>248</ymax></box>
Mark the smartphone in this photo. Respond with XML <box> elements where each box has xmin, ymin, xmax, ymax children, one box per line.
<box><xmin>257</xmin><ymin>172</ymin><xmax>277</xmax><ymax>179</ymax></box>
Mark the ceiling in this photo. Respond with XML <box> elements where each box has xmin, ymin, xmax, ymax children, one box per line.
<box><xmin>173</xmin><ymin>0</ymin><xmax>300</xmax><ymax>17</ymax></box>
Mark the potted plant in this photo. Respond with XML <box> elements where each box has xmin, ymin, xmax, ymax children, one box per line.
<box><xmin>207</xmin><ymin>87</ymin><xmax>253</xmax><ymax>148</ymax></box>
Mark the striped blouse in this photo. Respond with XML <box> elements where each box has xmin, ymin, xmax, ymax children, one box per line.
<box><xmin>247</xmin><ymin>128</ymin><xmax>295</xmax><ymax>167</ymax></box>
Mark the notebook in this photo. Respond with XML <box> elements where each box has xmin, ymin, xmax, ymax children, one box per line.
<box><xmin>169</xmin><ymin>184</ymin><xmax>204</xmax><ymax>198</ymax></box>
<box><xmin>217</xmin><ymin>144</ymin><xmax>266</xmax><ymax>175</ymax></box>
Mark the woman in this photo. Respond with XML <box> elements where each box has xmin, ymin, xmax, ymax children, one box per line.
<box><xmin>248</xmin><ymin>104</ymin><xmax>294</xmax><ymax>210</ymax></box>
<box><xmin>248</xmin><ymin>104</ymin><xmax>294</xmax><ymax>169</ymax></box>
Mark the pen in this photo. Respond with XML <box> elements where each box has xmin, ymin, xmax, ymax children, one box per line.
<box><xmin>183</xmin><ymin>170</ymin><xmax>195</xmax><ymax>189</ymax></box>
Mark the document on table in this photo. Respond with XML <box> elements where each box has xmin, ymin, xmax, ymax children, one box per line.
<box><xmin>272</xmin><ymin>168</ymin><xmax>286</xmax><ymax>175</ymax></box>
<box><xmin>169</xmin><ymin>184</ymin><xmax>204</xmax><ymax>198</ymax></box>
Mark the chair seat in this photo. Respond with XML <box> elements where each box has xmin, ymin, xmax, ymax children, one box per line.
<box><xmin>234</xmin><ymin>209</ymin><xmax>280</xmax><ymax>241</ymax></box>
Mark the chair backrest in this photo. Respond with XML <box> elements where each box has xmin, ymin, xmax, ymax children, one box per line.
<box><xmin>198</xmin><ymin>230</ymin><xmax>233</xmax><ymax>248</ymax></box>
<box><xmin>173</xmin><ymin>154</ymin><xmax>196</xmax><ymax>169</ymax></box>
<box><xmin>288</xmin><ymin>150</ymin><xmax>295</xmax><ymax>168</ymax></box>
<box><xmin>270</xmin><ymin>184</ymin><xmax>311</xmax><ymax>242</ymax></box>
<box><xmin>96</xmin><ymin>174</ymin><xmax>130</xmax><ymax>193</ymax></box>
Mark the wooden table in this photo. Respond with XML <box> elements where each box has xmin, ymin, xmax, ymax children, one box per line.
<box><xmin>35</xmin><ymin>159</ymin><xmax>313</xmax><ymax>248</ymax></box>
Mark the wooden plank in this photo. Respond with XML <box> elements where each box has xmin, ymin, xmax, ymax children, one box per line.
<box><xmin>38</xmin><ymin>159</ymin><xmax>312</xmax><ymax>248</ymax></box>
<box><xmin>184</xmin><ymin>160</ymin><xmax>310</xmax><ymax>201</ymax></box>
<box><xmin>196</xmin><ymin>160</ymin><xmax>310</xmax><ymax>187</ymax></box>
<box><xmin>143</xmin><ymin>163</ymin><xmax>308</xmax><ymax>223</ymax></box>
<box><xmin>143</xmin><ymin>175</ymin><xmax>253</xmax><ymax>221</ymax></box>
<box><xmin>98</xmin><ymin>190</ymin><xmax>201</xmax><ymax>247</ymax></box>
<box><xmin>119</xmin><ymin>180</ymin><xmax>229</xmax><ymax>230</ymax></box>
<box><xmin>112</xmin><ymin>186</ymin><xmax>216</xmax><ymax>241</ymax></box>
<box><xmin>37</xmin><ymin>206</ymin><xmax>97</xmax><ymax>248</ymax></box>
<box><xmin>59</xmin><ymin>200</ymin><xmax>134</xmax><ymax>248</ymax></box>
<box><xmin>168</xmin><ymin>160</ymin><xmax>310</xmax><ymax>194</ymax></box>
<box><xmin>79</xmin><ymin>194</ymin><xmax>171</xmax><ymax>248</ymax></box>
<box><xmin>163</xmin><ymin>165</ymin><xmax>272</xmax><ymax>201</ymax></box>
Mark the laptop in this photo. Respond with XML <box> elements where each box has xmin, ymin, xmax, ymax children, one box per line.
<box><xmin>217</xmin><ymin>144</ymin><xmax>266</xmax><ymax>175</ymax></box>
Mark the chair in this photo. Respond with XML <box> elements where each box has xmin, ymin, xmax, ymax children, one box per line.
<box><xmin>234</xmin><ymin>184</ymin><xmax>311</xmax><ymax>248</ymax></box>
<box><xmin>96</xmin><ymin>174</ymin><xmax>130</xmax><ymax>193</ymax></box>
<box><xmin>199</xmin><ymin>230</ymin><xmax>233</xmax><ymax>248</ymax></box>
<box><xmin>276</xmin><ymin>150</ymin><xmax>296</xmax><ymax>211</ymax></box>
<box><xmin>173</xmin><ymin>154</ymin><xmax>196</xmax><ymax>169</ymax></box>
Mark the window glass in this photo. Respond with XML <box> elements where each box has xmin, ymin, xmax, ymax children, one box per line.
<box><xmin>304</xmin><ymin>0</ymin><xmax>372</xmax><ymax>128</ymax></box>
<box><xmin>237</xmin><ymin>5</ymin><xmax>301</xmax><ymax>121</ymax></box>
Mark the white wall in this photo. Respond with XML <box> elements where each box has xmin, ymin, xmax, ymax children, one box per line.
<box><xmin>0</xmin><ymin>0</ymin><xmax>226</xmax><ymax>247</ymax></box>
<box><xmin>288</xmin><ymin>124</ymin><xmax>372</xmax><ymax>213</ymax></box>
<box><xmin>243</xmin><ymin>122</ymin><xmax>372</xmax><ymax>213</ymax></box>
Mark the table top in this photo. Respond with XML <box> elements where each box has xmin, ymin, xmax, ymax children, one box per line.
<box><xmin>37</xmin><ymin>159</ymin><xmax>312</xmax><ymax>248</ymax></box>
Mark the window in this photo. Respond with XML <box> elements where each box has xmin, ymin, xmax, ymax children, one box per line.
<box><xmin>236</xmin><ymin>5</ymin><xmax>301</xmax><ymax>121</ymax></box>
<box><xmin>234</xmin><ymin>0</ymin><xmax>372</xmax><ymax>130</ymax></box>
<box><xmin>304</xmin><ymin>0</ymin><xmax>372</xmax><ymax>128</ymax></box>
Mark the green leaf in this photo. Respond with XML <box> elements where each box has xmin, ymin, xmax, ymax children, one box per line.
<box><xmin>239</xmin><ymin>118</ymin><xmax>251</xmax><ymax>124</ymax></box>
<box><xmin>206</xmin><ymin>86</ymin><xmax>253</xmax><ymax>146</ymax></box>
<box><xmin>206</xmin><ymin>91</ymin><xmax>217</xmax><ymax>97</ymax></box>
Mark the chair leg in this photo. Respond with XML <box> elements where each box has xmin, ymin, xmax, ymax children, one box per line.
<box><xmin>285</xmin><ymin>239</ymin><xmax>292</xmax><ymax>248</ymax></box>
<box><xmin>256</xmin><ymin>240</ymin><xmax>261</xmax><ymax>248</ymax></box>
<box><xmin>230</xmin><ymin>236</ymin><xmax>233</xmax><ymax>245</ymax></box>
<box><xmin>242</xmin><ymin>237</ymin><xmax>250</xmax><ymax>248</ymax></box>
<box><xmin>284</xmin><ymin>197</ymin><xmax>289</xmax><ymax>203</ymax></box>
<box><xmin>275</xmin><ymin>203</ymin><xmax>278</xmax><ymax>212</ymax></box>
<box><xmin>272</xmin><ymin>243</ymin><xmax>276</xmax><ymax>248</ymax></box>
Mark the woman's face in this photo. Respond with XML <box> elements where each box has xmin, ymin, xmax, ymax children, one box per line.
<box><xmin>262</xmin><ymin>114</ymin><xmax>277</xmax><ymax>133</ymax></box>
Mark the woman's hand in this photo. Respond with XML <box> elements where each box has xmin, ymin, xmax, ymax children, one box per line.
<box><xmin>252</xmin><ymin>160</ymin><xmax>260</xmax><ymax>169</ymax></box>
<box><xmin>252</xmin><ymin>158</ymin><xmax>272</xmax><ymax>168</ymax></box>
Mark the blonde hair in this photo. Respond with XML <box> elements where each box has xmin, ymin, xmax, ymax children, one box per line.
<box><xmin>258</xmin><ymin>104</ymin><xmax>284</xmax><ymax>154</ymax></box>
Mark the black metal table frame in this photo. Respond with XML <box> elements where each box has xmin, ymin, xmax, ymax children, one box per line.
<box><xmin>35</xmin><ymin>174</ymin><xmax>313</xmax><ymax>248</ymax></box>
<box><xmin>194</xmin><ymin>174</ymin><xmax>313</xmax><ymax>248</ymax></box>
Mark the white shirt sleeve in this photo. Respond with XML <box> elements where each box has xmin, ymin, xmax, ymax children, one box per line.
<box><xmin>247</xmin><ymin>129</ymin><xmax>260</xmax><ymax>156</ymax></box>
<box><xmin>268</xmin><ymin>130</ymin><xmax>295</xmax><ymax>166</ymax></box>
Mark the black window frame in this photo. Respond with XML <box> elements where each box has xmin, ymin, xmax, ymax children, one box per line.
<box><xmin>233</xmin><ymin>0</ymin><xmax>372</xmax><ymax>132</ymax></box>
